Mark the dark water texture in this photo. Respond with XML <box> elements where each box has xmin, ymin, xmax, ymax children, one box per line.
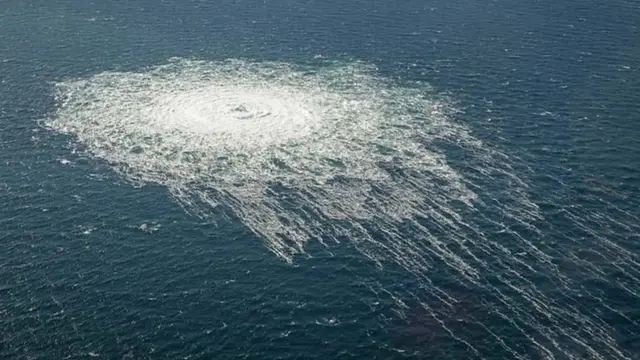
<box><xmin>1</xmin><ymin>0</ymin><xmax>639</xmax><ymax>359</ymax></box>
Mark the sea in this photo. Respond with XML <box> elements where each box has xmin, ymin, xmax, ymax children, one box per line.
<box><xmin>1</xmin><ymin>1</ymin><xmax>639</xmax><ymax>359</ymax></box>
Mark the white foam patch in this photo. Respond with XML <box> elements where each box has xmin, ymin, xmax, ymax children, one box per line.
<box><xmin>46</xmin><ymin>58</ymin><xmax>482</xmax><ymax>263</ymax></box>
<box><xmin>45</xmin><ymin>58</ymin><xmax>638</xmax><ymax>359</ymax></box>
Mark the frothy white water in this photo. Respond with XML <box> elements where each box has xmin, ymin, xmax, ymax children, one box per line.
<box><xmin>45</xmin><ymin>58</ymin><xmax>637</xmax><ymax>359</ymax></box>
<box><xmin>47</xmin><ymin>58</ymin><xmax>483</xmax><ymax>263</ymax></box>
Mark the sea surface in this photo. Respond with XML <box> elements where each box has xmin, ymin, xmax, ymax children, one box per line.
<box><xmin>1</xmin><ymin>1</ymin><xmax>639</xmax><ymax>359</ymax></box>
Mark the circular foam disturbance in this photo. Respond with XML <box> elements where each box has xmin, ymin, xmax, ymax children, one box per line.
<box><xmin>45</xmin><ymin>58</ymin><xmax>510</xmax><ymax>264</ymax></box>
<box><xmin>46</xmin><ymin>58</ymin><xmax>538</xmax><ymax>269</ymax></box>
<box><xmin>46</xmin><ymin>58</ymin><xmax>636</xmax><ymax>359</ymax></box>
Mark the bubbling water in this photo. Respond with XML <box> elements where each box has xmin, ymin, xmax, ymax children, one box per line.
<box><xmin>47</xmin><ymin>58</ymin><xmax>485</xmax><ymax>262</ymax></box>
<box><xmin>45</xmin><ymin>58</ymin><xmax>637</xmax><ymax>359</ymax></box>
<box><xmin>152</xmin><ymin>85</ymin><xmax>322</xmax><ymax>146</ymax></box>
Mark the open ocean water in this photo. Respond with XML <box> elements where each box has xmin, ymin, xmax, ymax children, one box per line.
<box><xmin>1</xmin><ymin>1</ymin><xmax>639</xmax><ymax>359</ymax></box>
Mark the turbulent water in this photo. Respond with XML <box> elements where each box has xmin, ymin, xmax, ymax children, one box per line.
<box><xmin>43</xmin><ymin>58</ymin><xmax>638</xmax><ymax>359</ymax></box>
<box><xmin>2</xmin><ymin>1</ymin><xmax>640</xmax><ymax>359</ymax></box>
<box><xmin>45</xmin><ymin>58</ymin><xmax>512</xmax><ymax>266</ymax></box>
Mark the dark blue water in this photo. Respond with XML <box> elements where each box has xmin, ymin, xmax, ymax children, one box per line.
<box><xmin>1</xmin><ymin>1</ymin><xmax>639</xmax><ymax>359</ymax></box>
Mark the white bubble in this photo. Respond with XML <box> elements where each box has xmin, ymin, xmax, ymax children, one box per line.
<box><xmin>46</xmin><ymin>58</ymin><xmax>480</xmax><ymax>263</ymax></box>
<box><xmin>44</xmin><ymin>57</ymin><xmax>638</xmax><ymax>359</ymax></box>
